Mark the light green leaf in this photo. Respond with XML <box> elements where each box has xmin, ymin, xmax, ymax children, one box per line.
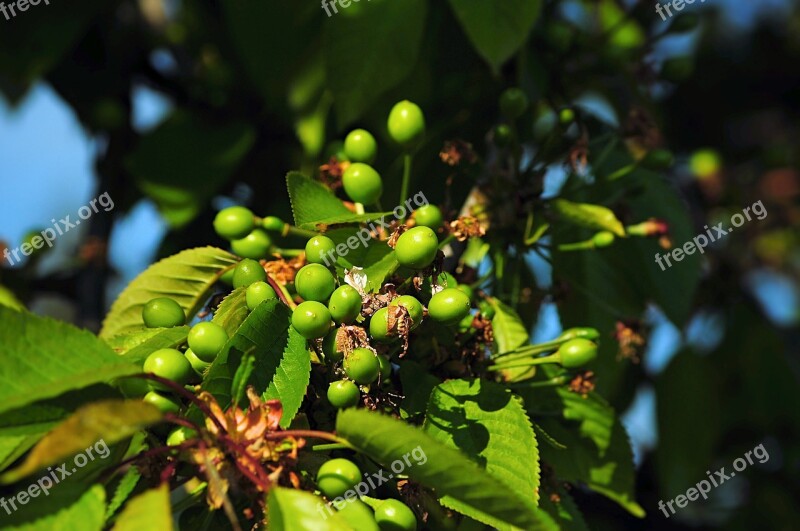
<box><xmin>286</xmin><ymin>172</ymin><xmax>351</xmax><ymax>230</ymax></box>
<box><xmin>0</xmin><ymin>306</ymin><xmax>140</xmax><ymax>416</ymax></box>
<box><xmin>6</xmin><ymin>484</ymin><xmax>106</xmax><ymax>531</ymax></box>
<box><xmin>119</xmin><ymin>327</ymin><xmax>190</xmax><ymax>366</ymax></box>
<box><xmin>0</xmin><ymin>284</ymin><xmax>24</xmax><ymax>311</ymax></box>
<box><xmin>112</xmin><ymin>485</ymin><xmax>173</xmax><ymax>531</ymax></box>
<box><xmin>267</xmin><ymin>487</ymin><xmax>353</xmax><ymax>531</ymax></box>
<box><xmin>126</xmin><ymin>111</ymin><xmax>255</xmax><ymax>228</ymax></box>
<box><xmin>203</xmin><ymin>299</ymin><xmax>310</xmax><ymax>428</ymax></box>
<box><xmin>448</xmin><ymin>0</ymin><xmax>542</xmax><ymax>72</ymax></box>
<box><xmin>1</xmin><ymin>400</ymin><xmax>162</xmax><ymax>484</ymax></box>
<box><xmin>424</xmin><ymin>379</ymin><xmax>540</xmax><ymax>506</ymax></box>
<box><xmin>398</xmin><ymin>360</ymin><xmax>440</xmax><ymax>420</ymax></box>
<box><xmin>105</xmin><ymin>466</ymin><xmax>142</xmax><ymax>521</ymax></box>
<box><xmin>552</xmin><ymin>199</ymin><xmax>626</xmax><ymax>237</ymax></box>
<box><xmin>212</xmin><ymin>287</ymin><xmax>249</xmax><ymax>337</ymax></box>
<box><xmin>310</xmin><ymin>212</ymin><xmax>394</xmax><ymax>232</ymax></box>
<box><xmin>336</xmin><ymin>409</ymin><xmax>550</xmax><ymax>530</ymax></box>
<box><xmin>106</xmin><ymin>328</ymin><xmax>175</xmax><ymax>356</ymax></box>
<box><xmin>100</xmin><ymin>247</ymin><xmax>238</xmax><ymax>339</ymax></box>
<box><xmin>324</xmin><ymin>0</ymin><xmax>428</xmax><ymax>127</ymax></box>
<box><xmin>489</xmin><ymin>298</ymin><xmax>534</xmax><ymax>381</ymax></box>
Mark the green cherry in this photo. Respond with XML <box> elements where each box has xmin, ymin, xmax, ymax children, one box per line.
<box><xmin>592</xmin><ymin>231</ymin><xmax>615</xmax><ymax>248</ymax></box>
<box><xmin>328</xmin><ymin>285</ymin><xmax>363</xmax><ymax>324</ymax></box>
<box><xmin>142</xmin><ymin>297</ymin><xmax>185</xmax><ymax>328</ymax></box>
<box><xmin>246</xmin><ymin>281</ymin><xmax>277</xmax><ymax>310</ymax></box>
<box><xmin>187</xmin><ymin>322</ymin><xmax>229</xmax><ymax>362</ymax></box>
<box><xmin>322</xmin><ymin>328</ymin><xmax>345</xmax><ymax>363</ymax></box>
<box><xmin>184</xmin><ymin>348</ymin><xmax>211</xmax><ymax>375</ymax></box>
<box><xmin>305</xmin><ymin>235</ymin><xmax>337</xmax><ymax>265</ymax></box>
<box><xmin>390</xmin><ymin>295</ymin><xmax>423</xmax><ymax>329</ymax></box>
<box><xmin>335</xmin><ymin>499</ymin><xmax>379</xmax><ymax>531</ymax></box>
<box><xmin>291</xmin><ymin>301</ymin><xmax>332</xmax><ymax>339</ymax></box>
<box><xmin>557</xmin><ymin>327</ymin><xmax>600</xmax><ymax>342</ymax></box>
<box><xmin>213</xmin><ymin>206</ymin><xmax>255</xmax><ymax>240</ymax></box>
<box><xmin>428</xmin><ymin>288</ymin><xmax>471</xmax><ymax>325</ymax></box>
<box><xmin>344</xmin><ymin>347</ymin><xmax>381</xmax><ymax>385</ymax></box>
<box><xmin>374</xmin><ymin>499</ymin><xmax>417</xmax><ymax>531</ymax></box>
<box><xmin>344</xmin><ymin>129</ymin><xmax>378</xmax><ymax>163</ymax></box>
<box><xmin>499</xmin><ymin>88</ymin><xmax>529</xmax><ymax>119</ymax></box>
<box><xmin>143</xmin><ymin>348</ymin><xmax>194</xmax><ymax>390</ymax></box>
<box><xmin>231</xmin><ymin>229</ymin><xmax>272</xmax><ymax>259</ymax></box>
<box><xmin>233</xmin><ymin>258</ymin><xmax>266</xmax><ymax>289</ymax></box>
<box><xmin>327</xmin><ymin>379</ymin><xmax>361</xmax><ymax>409</ymax></box>
<box><xmin>261</xmin><ymin>215</ymin><xmax>285</xmax><ymax>232</ymax></box>
<box><xmin>295</xmin><ymin>263</ymin><xmax>336</xmax><ymax>302</ymax></box>
<box><xmin>395</xmin><ymin>226</ymin><xmax>438</xmax><ymax>269</ymax></box>
<box><xmin>388</xmin><ymin>100</ymin><xmax>425</xmax><ymax>148</ymax></box>
<box><xmin>412</xmin><ymin>204</ymin><xmax>443</xmax><ymax>230</ymax></box>
<box><xmin>342</xmin><ymin>163</ymin><xmax>383</xmax><ymax>205</ymax></box>
<box><xmin>143</xmin><ymin>391</ymin><xmax>181</xmax><ymax>414</ymax></box>
<box><xmin>369</xmin><ymin>307</ymin><xmax>394</xmax><ymax>343</ymax></box>
<box><xmin>316</xmin><ymin>458</ymin><xmax>362</xmax><ymax>498</ymax></box>
<box><xmin>556</xmin><ymin>338</ymin><xmax>598</xmax><ymax>368</ymax></box>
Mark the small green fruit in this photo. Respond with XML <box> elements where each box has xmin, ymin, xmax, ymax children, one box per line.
<box><xmin>395</xmin><ymin>227</ymin><xmax>438</xmax><ymax>269</ymax></box>
<box><xmin>387</xmin><ymin>100</ymin><xmax>425</xmax><ymax>148</ymax></box>
<box><xmin>292</xmin><ymin>301</ymin><xmax>332</xmax><ymax>339</ymax></box>
<box><xmin>328</xmin><ymin>285</ymin><xmax>363</xmax><ymax>324</ymax></box>
<box><xmin>233</xmin><ymin>259</ymin><xmax>266</xmax><ymax>289</ymax></box>
<box><xmin>557</xmin><ymin>338</ymin><xmax>598</xmax><ymax>368</ymax></box>
<box><xmin>187</xmin><ymin>322</ymin><xmax>229</xmax><ymax>362</ymax></box>
<box><xmin>316</xmin><ymin>458</ymin><xmax>362</xmax><ymax>498</ymax></box>
<box><xmin>143</xmin><ymin>391</ymin><xmax>181</xmax><ymax>414</ymax></box>
<box><xmin>213</xmin><ymin>206</ymin><xmax>255</xmax><ymax>240</ymax></box>
<box><xmin>231</xmin><ymin>229</ymin><xmax>272</xmax><ymax>259</ymax></box>
<box><xmin>295</xmin><ymin>264</ymin><xmax>336</xmax><ymax>302</ymax></box>
<box><xmin>344</xmin><ymin>129</ymin><xmax>378</xmax><ymax>163</ymax></box>
<box><xmin>305</xmin><ymin>235</ymin><xmax>337</xmax><ymax>265</ymax></box>
<box><xmin>246</xmin><ymin>281</ymin><xmax>277</xmax><ymax>310</ymax></box>
<box><xmin>327</xmin><ymin>380</ymin><xmax>361</xmax><ymax>409</ymax></box>
<box><xmin>374</xmin><ymin>499</ymin><xmax>417</xmax><ymax>531</ymax></box>
<box><xmin>143</xmin><ymin>348</ymin><xmax>194</xmax><ymax>390</ymax></box>
<box><xmin>428</xmin><ymin>288</ymin><xmax>471</xmax><ymax>325</ymax></box>
<box><xmin>344</xmin><ymin>347</ymin><xmax>381</xmax><ymax>385</ymax></box>
<box><xmin>342</xmin><ymin>163</ymin><xmax>383</xmax><ymax>205</ymax></box>
<box><xmin>142</xmin><ymin>297</ymin><xmax>185</xmax><ymax>328</ymax></box>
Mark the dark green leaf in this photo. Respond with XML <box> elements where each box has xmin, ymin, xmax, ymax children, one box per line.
<box><xmin>448</xmin><ymin>0</ymin><xmax>542</xmax><ymax>72</ymax></box>
<box><xmin>126</xmin><ymin>111</ymin><xmax>255</xmax><ymax>228</ymax></box>
<box><xmin>119</xmin><ymin>327</ymin><xmax>190</xmax><ymax>366</ymax></box>
<box><xmin>324</xmin><ymin>0</ymin><xmax>428</xmax><ymax>127</ymax></box>
<box><xmin>5</xmin><ymin>484</ymin><xmax>106</xmax><ymax>531</ymax></box>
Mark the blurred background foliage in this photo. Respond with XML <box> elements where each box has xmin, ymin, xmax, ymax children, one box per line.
<box><xmin>0</xmin><ymin>0</ymin><xmax>798</xmax><ymax>528</ymax></box>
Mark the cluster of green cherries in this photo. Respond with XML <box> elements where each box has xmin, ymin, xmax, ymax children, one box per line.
<box><xmin>315</xmin><ymin>458</ymin><xmax>417</xmax><ymax>531</ymax></box>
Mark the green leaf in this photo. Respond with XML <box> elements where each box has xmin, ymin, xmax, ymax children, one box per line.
<box><xmin>424</xmin><ymin>379</ymin><xmax>540</xmax><ymax>507</ymax></box>
<box><xmin>106</xmin><ymin>328</ymin><xmax>176</xmax><ymax>356</ymax></box>
<box><xmin>398</xmin><ymin>360</ymin><xmax>440</xmax><ymax>420</ymax></box>
<box><xmin>119</xmin><ymin>327</ymin><xmax>190</xmax><ymax>366</ymax></box>
<box><xmin>522</xmin><ymin>382</ymin><xmax>615</xmax><ymax>454</ymax></box>
<box><xmin>0</xmin><ymin>306</ymin><xmax>140</xmax><ymax>416</ymax></box>
<box><xmin>5</xmin><ymin>484</ymin><xmax>107</xmax><ymax>531</ymax></box>
<box><xmin>325</xmin><ymin>228</ymin><xmax>400</xmax><ymax>292</ymax></box>
<box><xmin>112</xmin><ymin>485</ymin><xmax>173</xmax><ymax>531</ymax></box>
<box><xmin>267</xmin><ymin>487</ymin><xmax>353</xmax><ymax>530</ymax></box>
<box><xmin>105</xmin><ymin>466</ymin><xmax>142</xmax><ymax>521</ymax></box>
<box><xmin>448</xmin><ymin>0</ymin><xmax>542</xmax><ymax>73</ymax></box>
<box><xmin>212</xmin><ymin>287</ymin><xmax>250</xmax><ymax>337</ymax></box>
<box><xmin>100</xmin><ymin>247</ymin><xmax>238</xmax><ymax>339</ymax></box>
<box><xmin>536</xmin><ymin>417</ymin><xmax>644</xmax><ymax>518</ymax></box>
<box><xmin>336</xmin><ymin>409</ymin><xmax>550</xmax><ymax>530</ymax></box>
<box><xmin>286</xmin><ymin>172</ymin><xmax>351</xmax><ymax>230</ymax></box>
<box><xmin>324</xmin><ymin>0</ymin><xmax>428</xmax><ymax>127</ymax></box>
<box><xmin>488</xmin><ymin>298</ymin><xmax>534</xmax><ymax>381</ymax></box>
<box><xmin>0</xmin><ymin>284</ymin><xmax>24</xmax><ymax>311</ymax></box>
<box><xmin>538</xmin><ymin>485</ymin><xmax>588</xmax><ymax>531</ymax></box>
<box><xmin>203</xmin><ymin>299</ymin><xmax>310</xmax><ymax>428</ymax></box>
<box><xmin>262</xmin><ymin>327</ymin><xmax>312</xmax><ymax>428</ymax></box>
<box><xmin>552</xmin><ymin>199</ymin><xmax>626</xmax><ymax>237</ymax></box>
<box><xmin>310</xmin><ymin>212</ymin><xmax>394</xmax><ymax>232</ymax></box>
<box><xmin>0</xmin><ymin>385</ymin><xmax>122</xmax><ymax>473</ymax></box>
<box><xmin>126</xmin><ymin>110</ymin><xmax>255</xmax><ymax>228</ymax></box>
<box><xmin>1</xmin><ymin>400</ymin><xmax>162</xmax><ymax>484</ymax></box>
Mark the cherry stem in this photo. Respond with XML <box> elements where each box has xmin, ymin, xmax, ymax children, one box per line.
<box><xmin>399</xmin><ymin>153</ymin><xmax>412</xmax><ymax>220</ymax></box>
<box><xmin>265</xmin><ymin>430</ymin><xmax>352</xmax><ymax>447</ymax></box>
<box><xmin>508</xmin><ymin>376</ymin><xmax>568</xmax><ymax>389</ymax></box>
<box><xmin>489</xmin><ymin>353</ymin><xmax>561</xmax><ymax>371</ymax></box>
<box><xmin>136</xmin><ymin>373</ymin><xmax>228</xmax><ymax>434</ymax></box>
<box><xmin>266</xmin><ymin>274</ymin><xmax>297</xmax><ymax>309</ymax></box>
<box><xmin>283</xmin><ymin>224</ymin><xmax>318</xmax><ymax>239</ymax></box>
